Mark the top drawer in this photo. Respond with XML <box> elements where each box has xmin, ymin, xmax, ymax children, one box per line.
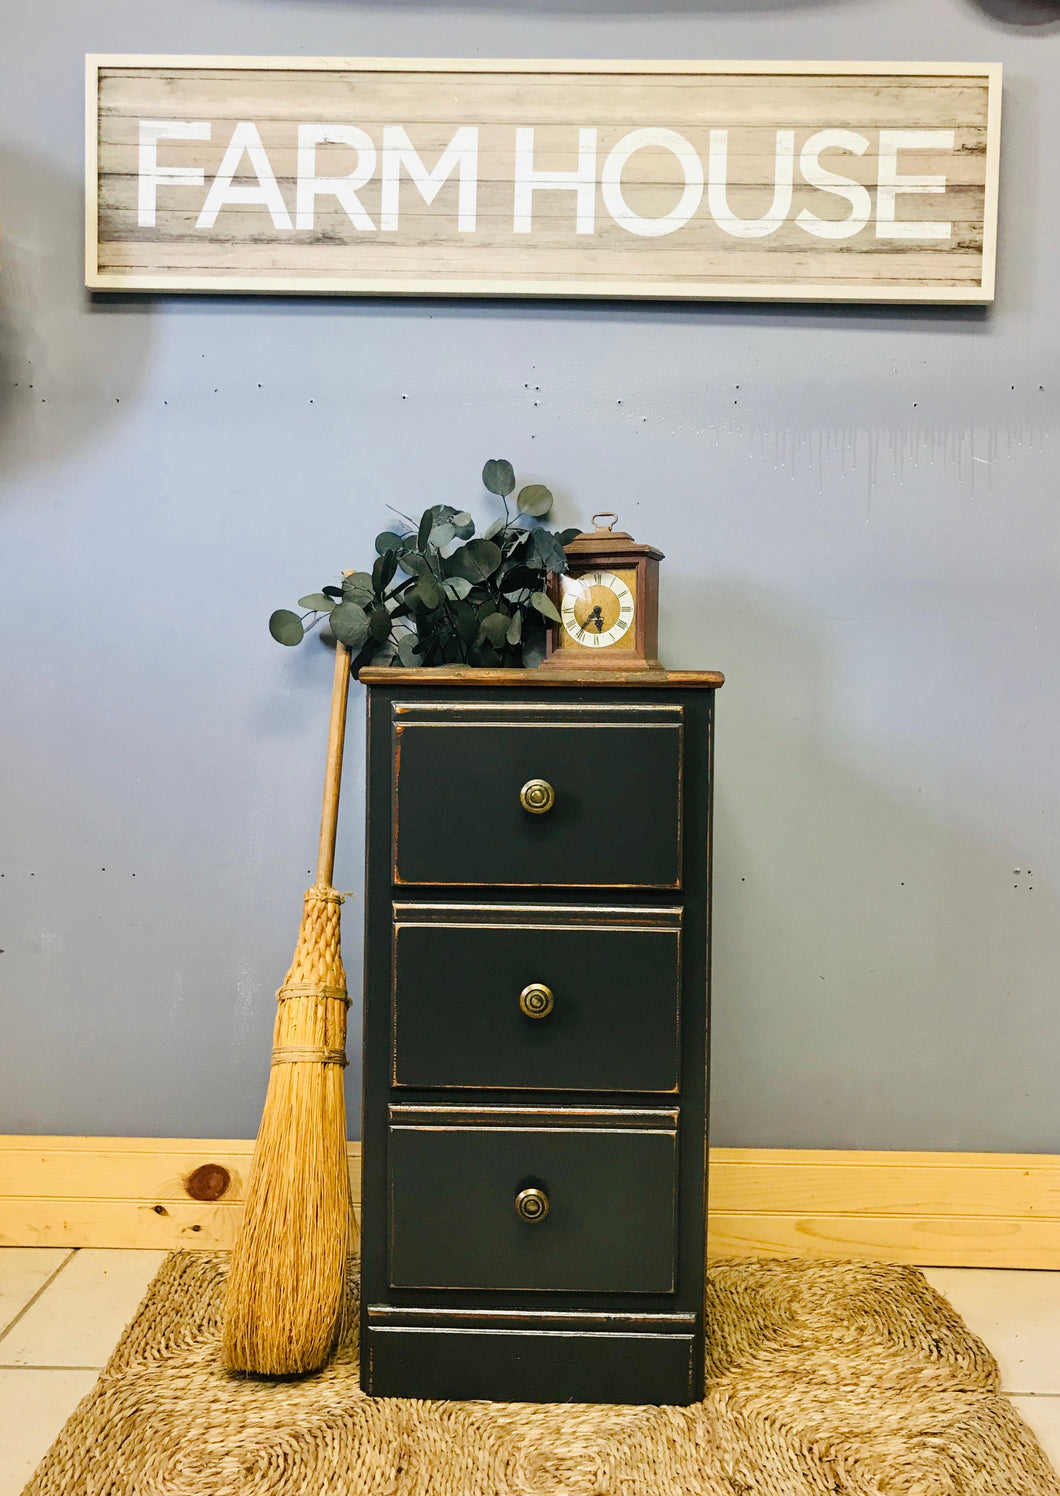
<box><xmin>391</xmin><ymin>702</ymin><xmax>683</xmax><ymax>889</ymax></box>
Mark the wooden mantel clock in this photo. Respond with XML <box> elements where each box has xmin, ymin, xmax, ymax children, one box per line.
<box><xmin>543</xmin><ymin>512</ymin><xmax>662</xmax><ymax>670</ymax></box>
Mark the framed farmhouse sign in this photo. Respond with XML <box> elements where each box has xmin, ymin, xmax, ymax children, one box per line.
<box><xmin>86</xmin><ymin>56</ymin><xmax>1002</xmax><ymax>303</ymax></box>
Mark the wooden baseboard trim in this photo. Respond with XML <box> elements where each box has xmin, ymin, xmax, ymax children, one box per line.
<box><xmin>1</xmin><ymin>1138</ymin><xmax>1057</xmax><ymax>1267</ymax></box>
<box><xmin>0</xmin><ymin>1137</ymin><xmax>347</xmax><ymax>1251</ymax></box>
<box><xmin>709</xmin><ymin>1148</ymin><xmax>1060</xmax><ymax>1269</ymax></box>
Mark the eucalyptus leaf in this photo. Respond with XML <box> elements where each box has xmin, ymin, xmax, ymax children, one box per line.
<box><xmin>443</xmin><ymin>576</ymin><xmax>472</xmax><ymax>600</ymax></box>
<box><xmin>482</xmin><ymin>458</ymin><xmax>516</xmax><ymax>497</ymax></box>
<box><xmin>298</xmin><ymin>592</ymin><xmax>336</xmax><ymax>613</ymax></box>
<box><xmin>398</xmin><ymin>550</ymin><xmax>430</xmax><ymax>576</ymax></box>
<box><xmin>269</xmin><ymin>609</ymin><xmax>305</xmax><ymax>646</ymax></box>
<box><xmin>503</xmin><ymin>528</ymin><xmax>530</xmax><ymax>555</ymax></box>
<box><xmin>530</xmin><ymin>527</ymin><xmax>568</xmax><ymax>574</ymax></box>
<box><xmin>350</xmin><ymin>642</ymin><xmax>376</xmax><ymax>677</ymax></box>
<box><xmin>517</xmin><ymin>484</ymin><xmax>553</xmax><ymax>518</ymax></box>
<box><xmin>431</xmin><ymin>523</ymin><xmax>457</xmax><ymax>551</ymax></box>
<box><xmin>451</xmin><ymin>511</ymin><xmax>475</xmax><ymax>539</ymax></box>
<box><xmin>417</xmin><ymin>510</ymin><xmax>434</xmax><ymax>550</ymax></box>
<box><xmin>531</xmin><ymin>591</ymin><xmax>562</xmax><ymax>623</ymax></box>
<box><xmin>451</xmin><ymin>599</ymin><xmax>479</xmax><ymax>640</ymax></box>
<box><xmin>369</xmin><ymin>605</ymin><xmax>392</xmax><ymax>642</ymax></box>
<box><xmin>477</xmin><ymin>610</ymin><xmax>511</xmax><ymax>646</ymax></box>
<box><xmin>558</xmin><ymin>527</ymin><xmax>584</xmax><ymax>546</ymax></box>
<box><xmin>322</xmin><ymin>585</ymin><xmax>343</xmax><ymax>600</ymax></box>
<box><xmin>396</xmin><ymin>633</ymin><xmax>420</xmax><ymax>666</ymax></box>
<box><xmin>500</xmin><ymin>564</ymin><xmax>536</xmax><ymax>595</ymax></box>
<box><xmin>342</xmin><ymin>572</ymin><xmax>374</xmax><ymax>600</ymax></box>
<box><xmin>521</xmin><ymin>631</ymin><xmax>548</xmax><ymax>669</ymax></box>
<box><xmin>412</xmin><ymin>572</ymin><xmax>443</xmax><ymax>610</ymax></box>
<box><xmin>375</xmin><ymin>531</ymin><xmax>406</xmax><ymax>556</ymax></box>
<box><xmin>484</xmin><ymin>517</ymin><xmax>506</xmax><ymax>541</ymax></box>
<box><xmin>328</xmin><ymin>601</ymin><xmax>370</xmax><ymax>648</ymax></box>
<box><xmin>373</xmin><ymin>550</ymin><xmax>398</xmax><ymax>593</ymax></box>
<box><xmin>450</xmin><ymin>538</ymin><xmax>502</xmax><ymax>582</ymax></box>
<box><xmin>473</xmin><ymin>640</ymin><xmax>502</xmax><ymax>667</ymax></box>
<box><xmin>506</xmin><ymin>610</ymin><xmax>523</xmax><ymax>646</ymax></box>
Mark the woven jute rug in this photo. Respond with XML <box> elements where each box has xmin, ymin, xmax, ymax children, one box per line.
<box><xmin>24</xmin><ymin>1252</ymin><xmax>1060</xmax><ymax>1495</ymax></box>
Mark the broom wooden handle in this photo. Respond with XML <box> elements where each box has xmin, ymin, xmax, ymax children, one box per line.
<box><xmin>315</xmin><ymin>639</ymin><xmax>352</xmax><ymax>888</ymax></box>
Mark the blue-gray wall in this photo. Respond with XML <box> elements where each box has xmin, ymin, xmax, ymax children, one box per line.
<box><xmin>1</xmin><ymin>0</ymin><xmax>1057</xmax><ymax>1148</ymax></box>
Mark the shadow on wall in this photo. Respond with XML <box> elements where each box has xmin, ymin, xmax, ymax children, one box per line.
<box><xmin>250</xmin><ymin>0</ymin><xmax>859</xmax><ymax>11</ymax></box>
<box><xmin>963</xmin><ymin>0</ymin><xmax>1060</xmax><ymax>27</ymax></box>
<box><xmin>246</xmin><ymin>0</ymin><xmax>1060</xmax><ymax>22</ymax></box>
<box><xmin>0</xmin><ymin>147</ymin><xmax>153</xmax><ymax>487</ymax></box>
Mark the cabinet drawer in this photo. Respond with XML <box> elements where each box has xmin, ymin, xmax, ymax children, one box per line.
<box><xmin>391</xmin><ymin>704</ymin><xmax>682</xmax><ymax>888</ymax></box>
<box><xmin>392</xmin><ymin>904</ymin><xmax>681</xmax><ymax>1093</ymax></box>
<box><xmin>387</xmin><ymin>1106</ymin><xmax>678</xmax><ymax>1294</ymax></box>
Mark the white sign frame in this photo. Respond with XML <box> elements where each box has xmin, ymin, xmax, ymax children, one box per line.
<box><xmin>87</xmin><ymin>56</ymin><xmax>1002</xmax><ymax>303</ymax></box>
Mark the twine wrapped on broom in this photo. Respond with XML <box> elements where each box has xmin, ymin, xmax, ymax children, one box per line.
<box><xmin>224</xmin><ymin>641</ymin><xmax>356</xmax><ymax>1375</ymax></box>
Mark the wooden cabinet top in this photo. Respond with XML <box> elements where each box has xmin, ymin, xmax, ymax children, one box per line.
<box><xmin>359</xmin><ymin>667</ymin><xmax>724</xmax><ymax>689</ymax></box>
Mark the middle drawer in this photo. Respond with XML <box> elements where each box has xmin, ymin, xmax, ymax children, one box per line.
<box><xmin>391</xmin><ymin>903</ymin><xmax>682</xmax><ymax>1094</ymax></box>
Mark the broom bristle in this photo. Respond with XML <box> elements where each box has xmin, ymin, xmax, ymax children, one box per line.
<box><xmin>223</xmin><ymin>885</ymin><xmax>355</xmax><ymax>1375</ymax></box>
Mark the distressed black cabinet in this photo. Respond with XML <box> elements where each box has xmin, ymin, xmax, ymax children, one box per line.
<box><xmin>359</xmin><ymin>667</ymin><xmax>722</xmax><ymax>1405</ymax></box>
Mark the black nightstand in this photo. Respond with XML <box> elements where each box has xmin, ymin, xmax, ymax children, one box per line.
<box><xmin>358</xmin><ymin>666</ymin><xmax>722</xmax><ymax>1404</ymax></box>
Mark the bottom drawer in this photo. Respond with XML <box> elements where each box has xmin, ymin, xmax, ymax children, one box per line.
<box><xmin>387</xmin><ymin>1105</ymin><xmax>678</xmax><ymax>1294</ymax></box>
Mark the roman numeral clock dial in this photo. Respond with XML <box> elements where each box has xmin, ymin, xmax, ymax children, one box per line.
<box><xmin>561</xmin><ymin>572</ymin><xmax>635</xmax><ymax>648</ymax></box>
<box><xmin>542</xmin><ymin>513</ymin><xmax>665</xmax><ymax>671</ymax></box>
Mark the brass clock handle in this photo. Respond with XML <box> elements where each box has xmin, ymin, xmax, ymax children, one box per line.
<box><xmin>520</xmin><ymin>778</ymin><xmax>555</xmax><ymax>815</ymax></box>
<box><xmin>591</xmin><ymin>512</ymin><xmax>619</xmax><ymax>532</ymax></box>
<box><xmin>519</xmin><ymin>982</ymin><xmax>555</xmax><ymax>1019</ymax></box>
<box><xmin>515</xmin><ymin>1187</ymin><xmax>550</xmax><ymax>1223</ymax></box>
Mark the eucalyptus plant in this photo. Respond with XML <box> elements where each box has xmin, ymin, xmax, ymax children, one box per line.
<box><xmin>269</xmin><ymin>460</ymin><xmax>581</xmax><ymax>673</ymax></box>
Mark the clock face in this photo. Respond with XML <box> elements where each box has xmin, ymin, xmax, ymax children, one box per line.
<box><xmin>560</xmin><ymin>570</ymin><xmax>636</xmax><ymax>650</ymax></box>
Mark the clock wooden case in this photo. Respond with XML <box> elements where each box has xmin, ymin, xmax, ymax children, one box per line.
<box><xmin>543</xmin><ymin>513</ymin><xmax>663</xmax><ymax>670</ymax></box>
<box><xmin>357</xmin><ymin>664</ymin><xmax>723</xmax><ymax>1405</ymax></box>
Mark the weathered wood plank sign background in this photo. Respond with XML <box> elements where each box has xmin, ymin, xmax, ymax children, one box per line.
<box><xmin>87</xmin><ymin>57</ymin><xmax>1002</xmax><ymax>302</ymax></box>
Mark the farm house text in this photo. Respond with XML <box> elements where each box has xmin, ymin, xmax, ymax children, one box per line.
<box><xmin>137</xmin><ymin>120</ymin><xmax>961</xmax><ymax>240</ymax></box>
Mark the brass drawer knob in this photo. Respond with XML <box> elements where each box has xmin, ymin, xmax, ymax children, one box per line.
<box><xmin>515</xmin><ymin>1187</ymin><xmax>550</xmax><ymax>1223</ymax></box>
<box><xmin>519</xmin><ymin>983</ymin><xmax>555</xmax><ymax>1019</ymax></box>
<box><xmin>520</xmin><ymin>778</ymin><xmax>555</xmax><ymax>815</ymax></box>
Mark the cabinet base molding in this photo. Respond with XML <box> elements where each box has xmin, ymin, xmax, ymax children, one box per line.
<box><xmin>1</xmin><ymin>1137</ymin><xmax>1058</xmax><ymax>1269</ymax></box>
<box><xmin>365</xmin><ymin>1324</ymin><xmax>698</xmax><ymax>1404</ymax></box>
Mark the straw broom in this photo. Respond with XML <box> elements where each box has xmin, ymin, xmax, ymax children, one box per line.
<box><xmin>224</xmin><ymin>638</ymin><xmax>356</xmax><ymax>1375</ymax></box>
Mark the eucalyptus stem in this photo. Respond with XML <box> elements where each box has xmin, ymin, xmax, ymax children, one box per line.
<box><xmin>271</xmin><ymin>460</ymin><xmax>568</xmax><ymax>672</ymax></box>
<box><xmin>426</xmin><ymin>543</ymin><xmax>470</xmax><ymax>664</ymax></box>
